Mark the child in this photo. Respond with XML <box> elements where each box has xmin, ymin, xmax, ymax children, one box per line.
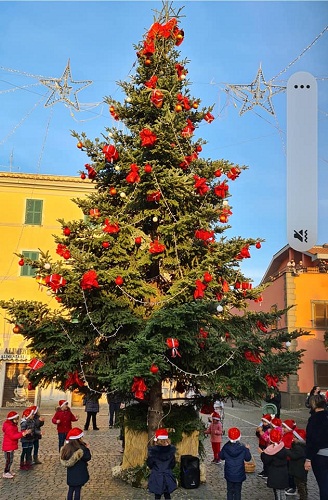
<box><xmin>220</xmin><ymin>427</ymin><xmax>251</xmax><ymax>500</ymax></box>
<box><xmin>286</xmin><ymin>428</ymin><xmax>308</xmax><ymax>500</ymax></box>
<box><xmin>147</xmin><ymin>428</ymin><xmax>177</xmax><ymax>500</ymax></box>
<box><xmin>60</xmin><ymin>427</ymin><xmax>91</xmax><ymax>500</ymax></box>
<box><xmin>256</xmin><ymin>414</ymin><xmax>272</xmax><ymax>478</ymax></box>
<box><xmin>31</xmin><ymin>405</ymin><xmax>44</xmax><ymax>464</ymax></box>
<box><xmin>52</xmin><ymin>400</ymin><xmax>79</xmax><ymax>451</ymax></box>
<box><xmin>2</xmin><ymin>411</ymin><xmax>31</xmax><ymax>478</ymax></box>
<box><xmin>260</xmin><ymin>428</ymin><xmax>289</xmax><ymax>500</ymax></box>
<box><xmin>20</xmin><ymin>406</ymin><xmax>36</xmax><ymax>470</ymax></box>
<box><xmin>282</xmin><ymin>419</ymin><xmax>297</xmax><ymax>496</ymax></box>
<box><xmin>205</xmin><ymin>411</ymin><xmax>223</xmax><ymax>463</ymax></box>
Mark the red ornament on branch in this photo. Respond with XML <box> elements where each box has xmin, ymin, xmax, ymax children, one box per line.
<box><xmin>89</xmin><ymin>208</ymin><xmax>100</xmax><ymax>218</ymax></box>
<box><xmin>145</xmin><ymin>75</ymin><xmax>158</xmax><ymax>89</ymax></box>
<box><xmin>45</xmin><ymin>274</ymin><xmax>67</xmax><ymax>292</ymax></box>
<box><xmin>135</xmin><ymin>236</ymin><xmax>142</xmax><ymax>246</ymax></box>
<box><xmin>181</xmin><ymin>119</ymin><xmax>195</xmax><ymax>138</ymax></box>
<box><xmin>150</xmin><ymin>364</ymin><xmax>159</xmax><ymax>374</ymax></box>
<box><xmin>80</xmin><ymin>270</ymin><xmax>99</xmax><ymax>290</ymax></box>
<box><xmin>149</xmin><ymin>240</ymin><xmax>166</xmax><ymax>254</ymax></box>
<box><xmin>18</xmin><ymin>258</ymin><xmax>25</xmax><ymax>266</ymax></box>
<box><xmin>166</xmin><ymin>338</ymin><xmax>181</xmax><ymax>358</ymax></box>
<box><xmin>194</xmin><ymin>175</ymin><xmax>209</xmax><ymax>196</ymax></box>
<box><xmin>126</xmin><ymin>163</ymin><xmax>140</xmax><ymax>184</ymax></box>
<box><xmin>244</xmin><ymin>350</ymin><xmax>262</xmax><ymax>364</ymax></box>
<box><xmin>103</xmin><ymin>144</ymin><xmax>119</xmax><ymax>163</ymax></box>
<box><xmin>64</xmin><ymin>370</ymin><xmax>84</xmax><ymax>391</ymax></box>
<box><xmin>214</xmin><ymin>182</ymin><xmax>229</xmax><ymax>198</ymax></box>
<box><xmin>194</xmin><ymin>229</ymin><xmax>215</xmax><ymax>244</ymax></box>
<box><xmin>103</xmin><ymin>220</ymin><xmax>120</xmax><ymax>234</ymax></box>
<box><xmin>63</xmin><ymin>227</ymin><xmax>71</xmax><ymax>236</ymax></box>
<box><xmin>204</xmin><ymin>111</ymin><xmax>214</xmax><ymax>123</ymax></box>
<box><xmin>144</xmin><ymin>164</ymin><xmax>152</xmax><ymax>173</ymax></box>
<box><xmin>265</xmin><ymin>374</ymin><xmax>279</xmax><ymax>388</ymax></box>
<box><xmin>85</xmin><ymin>164</ymin><xmax>97</xmax><ymax>180</ymax></box>
<box><xmin>115</xmin><ymin>276</ymin><xmax>124</xmax><ymax>286</ymax></box>
<box><xmin>28</xmin><ymin>358</ymin><xmax>45</xmax><ymax>371</ymax></box>
<box><xmin>256</xmin><ymin>320</ymin><xmax>268</xmax><ymax>333</ymax></box>
<box><xmin>146</xmin><ymin>191</ymin><xmax>161</xmax><ymax>203</ymax></box>
<box><xmin>131</xmin><ymin>377</ymin><xmax>148</xmax><ymax>400</ymax></box>
<box><xmin>150</xmin><ymin>89</ymin><xmax>164</xmax><ymax>108</ymax></box>
<box><xmin>194</xmin><ymin>279</ymin><xmax>207</xmax><ymax>299</ymax></box>
<box><xmin>203</xmin><ymin>272</ymin><xmax>213</xmax><ymax>283</ymax></box>
<box><xmin>140</xmin><ymin>128</ymin><xmax>157</xmax><ymax>147</ymax></box>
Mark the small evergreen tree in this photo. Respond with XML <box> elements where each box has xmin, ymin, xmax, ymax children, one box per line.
<box><xmin>1</xmin><ymin>2</ymin><xmax>305</xmax><ymax>441</ymax></box>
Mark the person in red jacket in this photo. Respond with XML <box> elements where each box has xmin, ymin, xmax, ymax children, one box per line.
<box><xmin>52</xmin><ymin>400</ymin><xmax>79</xmax><ymax>451</ymax></box>
<box><xmin>2</xmin><ymin>411</ymin><xmax>31</xmax><ymax>479</ymax></box>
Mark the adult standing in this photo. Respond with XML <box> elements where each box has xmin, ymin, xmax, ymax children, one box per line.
<box><xmin>107</xmin><ymin>393</ymin><xmax>122</xmax><ymax>428</ymax></box>
<box><xmin>304</xmin><ymin>394</ymin><xmax>328</xmax><ymax>500</ymax></box>
<box><xmin>83</xmin><ymin>391</ymin><xmax>100</xmax><ymax>431</ymax></box>
<box><xmin>305</xmin><ymin>386</ymin><xmax>321</xmax><ymax>411</ymax></box>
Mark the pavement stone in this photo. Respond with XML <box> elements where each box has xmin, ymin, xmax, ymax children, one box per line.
<box><xmin>0</xmin><ymin>402</ymin><xmax>320</xmax><ymax>499</ymax></box>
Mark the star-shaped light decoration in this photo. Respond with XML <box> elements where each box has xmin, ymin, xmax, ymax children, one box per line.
<box><xmin>40</xmin><ymin>60</ymin><xmax>92</xmax><ymax>111</ymax></box>
<box><xmin>226</xmin><ymin>65</ymin><xmax>285</xmax><ymax>116</ymax></box>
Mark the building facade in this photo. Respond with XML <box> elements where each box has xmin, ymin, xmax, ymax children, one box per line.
<box><xmin>250</xmin><ymin>244</ymin><xmax>328</xmax><ymax>409</ymax></box>
<box><xmin>0</xmin><ymin>172</ymin><xmax>94</xmax><ymax>408</ymax></box>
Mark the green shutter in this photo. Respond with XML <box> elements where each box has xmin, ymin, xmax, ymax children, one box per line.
<box><xmin>20</xmin><ymin>251</ymin><xmax>39</xmax><ymax>277</ymax></box>
<box><xmin>25</xmin><ymin>199</ymin><xmax>43</xmax><ymax>225</ymax></box>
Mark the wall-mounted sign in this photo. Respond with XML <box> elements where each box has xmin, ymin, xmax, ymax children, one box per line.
<box><xmin>0</xmin><ymin>348</ymin><xmax>31</xmax><ymax>361</ymax></box>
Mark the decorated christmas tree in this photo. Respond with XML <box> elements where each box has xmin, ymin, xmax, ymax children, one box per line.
<box><xmin>1</xmin><ymin>3</ymin><xmax>305</xmax><ymax>441</ymax></box>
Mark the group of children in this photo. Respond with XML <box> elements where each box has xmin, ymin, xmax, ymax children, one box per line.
<box><xmin>256</xmin><ymin>413</ymin><xmax>307</xmax><ymax>499</ymax></box>
<box><xmin>2</xmin><ymin>400</ymin><xmax>90</xmax><ymax>500</ymax></box>
<box><xmin>1</xmin><ymin>404</ymin><xmax>44</xmax><ymax>478</ymax></box>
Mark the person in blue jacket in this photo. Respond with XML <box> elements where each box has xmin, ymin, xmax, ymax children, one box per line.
<box><xmin>147</xmin><ymin>428</ymin><xmax>177</xmax><ymax>500</ymax></box>
<box><xmin>220</xmin><ymin>427</ymin><xmax>252</xmax><ymax>500</ymax></box>
<box><xmin>60</xmin><ymin>427</ymin><xmax>91</xmax><ymax>500</ymax></box>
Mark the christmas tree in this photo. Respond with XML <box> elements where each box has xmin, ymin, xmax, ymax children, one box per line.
<box><xmin>1</xmin><ymin>3</ymin><xmax>305</xmax><ymax>440</ymax></box>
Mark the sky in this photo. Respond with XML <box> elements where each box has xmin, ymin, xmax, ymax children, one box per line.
<box><xmin>0</xmin><ymin>0</ymin><xmax>327</xmax><ymax>284</ymax></box>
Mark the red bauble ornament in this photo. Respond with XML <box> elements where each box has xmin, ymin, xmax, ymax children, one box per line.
<box><xmin>109</xmin><ymin>187</ymin><xmax>117</xmax><ymax>196</ymax></box>
<box><xmin>145</xmin><ymin>58</ymin><xmax>151</xmax><ymax>66</ymax></box>
<box><xmin>77</xmin><ymin>141</ymin><xmax>83</xmax><ymax>149</ymax></box>
<box><xmin>115</xmin><ymin>276</ymin><xmax>124</xmax><ymax>286</ymax></box>
<box><xmin>144</xmin><ymin>164</ymin><xmax>152</xmax><ymax>173</ymax></box>
<box><xmin>192</xmin><ymin>102</ymin><xmax>199</xmax><ymax>109</ymax></box>
<box><xmin>102</xmin><ymin>241</ymin><xmax>110</xmax><ymax>249</ymax></box>
<box><xmin>63</xmin><ymin>227</ymin><xmax>71</xmax><ymax>236</ymax></box>
<box><xmin>63</xmin><ymin>250</ymin><xmax>71</xmax><ymax>260</ymax></box>
<box><xmin>135</xmin><ymin>236</ymin><xmax>142</xmax><ymax>246</ymax></box>
<box><xmin>18</xmin><ymin>258</ymin><xmax>25</xmax><ymax>266</ymax></box>
<box><xmin>256</xmin><ymin>242</ymin><xmax>261</xmax><ymax>249</ymax></box>
<box><xmin>175</xmin><ymin>104</ymin><xmax>183</xmax><ymax>112</ymax></box>
<box><xmin>150</xmin><ymin>364</ymin><xmax>159</xmax><ymax>374</ymax></box>
<box><xmin>55</xmin><ymin>296</ymin><xmax>62</xmax><ymax>302</ymax></box>
<box><xmin>203</xmin><ymin>272</ymin><xmax>213</xmax><ymax>283</ymax></box>
<box><xmin>219</xmin><ymin>214</ymin><xmax>228</xmax><ymax>223</ymax></box>
<box><xmin>13</xmin><ymin>325</ymin><xmax>21</xmax><ymax>334</ymax></box>
<box><xmin>80</xmin><ymin>172</ymin><xmax>86</xmax><ymax>180</ymax></box>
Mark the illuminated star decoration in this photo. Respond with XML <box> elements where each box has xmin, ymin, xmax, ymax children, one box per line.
<box><xmin>227</xmin><ymin>65</ymin><xmax>286</xmax><ymax>115</ymax></box>
<box><xmin>40</xmin><ymin>60</ymin><xmax>92</xmax><ymax>111</ymax></box>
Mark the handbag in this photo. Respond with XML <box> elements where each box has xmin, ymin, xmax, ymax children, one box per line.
<box><xmin>245</xmin><ymin>455</ymin><xmax>256</xmax><ymax>473</ymax></box>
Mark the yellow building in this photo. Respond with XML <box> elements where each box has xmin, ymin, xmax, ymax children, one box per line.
<box><xmin>0</xmin><ymin>172</ymin><xmax>94</xmax><ymax>408</ymax></box>
<box><xmin>249</xmin><ymin>244</ymin><xmax>328</xmax><ymax>409</ymax></box>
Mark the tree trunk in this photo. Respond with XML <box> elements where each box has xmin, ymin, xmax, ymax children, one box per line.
<box><xmin>147</xmin><ymin>380</ymin><xmax>163</xmax><ymax>444</ymax></box>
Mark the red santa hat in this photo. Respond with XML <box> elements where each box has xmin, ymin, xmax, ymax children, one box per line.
<box><xmin>29</xmin><ymin>405</ymin><xmax>38</xmax><ymax>415</ymax></box>
<box><xmin>261</xmin><ymin>413</ymin><xmax>272</xmax><ymax>424</ymax></box>
<box><xmin>7</xmin><ymin>411</ymin><xmax>19</xmax><ymax>420</ymax></box>
<box><xmin>154</xmin><ymin>428</ymin><xmax>169</xmax><ymax>441</ymax></box>
<box><xmin>22</xmin><ymin>407</ymin><xmax>34</xmax><ymax>419</ymax></box>
<box><xmin>211</xmin><ymin>412</ymin><xmax>221</xmax><ymax>420</ymax></box>
<box><xmin>293</xmin><ymin>428</ymin><xmax>306</xmax><ymax>443</ymax></box>
<box><xmin>228</xmin><ymin>427</ymin><xmax>241</xmax><ymax>443</ymax></box>
<box><xmin>271</xmin><ymin>417</ymin><xmax>282</xmax><ymax>428</ymax></box>
<box><xmin>270</xmin><ymin>428</ymin><xmax>282</xmax><ymax>444</ymax></box>
<box><xmin>59</xmin><ymin>400</ymin><xmax>69</xmax><ymax>408</ymax></box>
<box><xmin>66</xmin><ymin>428</ymin><xmax>84</xmax><ymax>441</ymax></box>
<box><xmin>282</xmin><ymin>419</ymin><xmax>296</xmax><ymax>431</ymax></box>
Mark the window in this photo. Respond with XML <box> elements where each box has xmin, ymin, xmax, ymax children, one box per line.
<box><xmin>25</xmin><ymin>199</ymin><xmax>43</xmax><ymax>225</ymax></box>
<box><xmin>312</xmin><ymin>302</ymin><xmax>328</xmax><ymax>328</ymax></box>
<box><xmin>20</xmin><ymin>251</ymin><xmax>39</xmax><ymax>277</ymax></box>
<box><xmin>314</xmin><ymin>361</ymin><xmax>328</xmax><ymax>388</ymax></box>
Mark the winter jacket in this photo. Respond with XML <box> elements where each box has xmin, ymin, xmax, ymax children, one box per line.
<box><xmin>60</xmin><ymin>444</ymin><xmax>91</xmax><ymax>487</ymax></box>
<box><xmin>33</xmin><ymin>413</ymin><xmax>44</xmax><ymax>440</ymax></box>
<box><xmin>2</xmin><ymin>420</ymin><xmax>24</xmax><ymax>452</ymax></box>
<box><xmin>147</xmin><ymin>445</ymin><xmax>177</xmax><ymax>495</ymax></box>
<box><xmin>84</xmin><ymin>394</ymin><xmax>100</xmax><ymax>413</ymax></box>
<box><xmin>20</xmin><ymin>417</ymin><xmax>35</xmax><ymax>443</ymax></box>
<box><xmin>220</xmin><ymin>441</ymin><xmax>251</xmax><ymax>483</ymax></box>
<box><xmin>52</xmin><ymin>408</ymin><xmax>78</xmax><ymax>434</ymax></box>
<box><xmin>205</xmin><ymin>420</ymin><xmax>222</xmax><ymax>443</ymax></box>
<box><xmin>261</xmin><ymin>442</ymin><xmax>289</xmax><ymax>490</ymax></box>
<box><xmin>306</xmin><ymin>409</ymin><xmax>328</xmax><ymax>460</ymax></box>
<box><xmin>256</xmin><ymin>423</ymin><xmax>271</xmax><ymax>449</ymax></box>
<box><xmin>286</xmin><ymin>441</ymin><xmax>308</xmax><ymax>481</ymax></box>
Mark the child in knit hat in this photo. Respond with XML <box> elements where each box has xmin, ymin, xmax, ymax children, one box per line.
<box><xmin>2</xmin><ymin>411</ymin><xmax>31</xmax><ymax>478</ymax></box>
<box><xmin>286</xmin><ymin>428</ymin><xmax>308</xmax><ymax>500</ymax></box>
<box><xmin>259</xmin><ymin>428</ymin><xmax>289</xmax><ymax>499</ymax></box>
<box><xmin>20</xmin><ymin>406</ymin><xmax>36</xmax><ymax>470</ymax></box>
<box><xmin>52</xmin><ymin>400</ymin><xmax>79</xmax><ymax>451</ymax></box>
<box><xmin>60</xmin><ymin>428</ymin><xmax>91</xmax><ymax>500</ymax></box>
<box><xmin>220</xmin><ymin>427</ymin><xmax>252</xmax><ymax>499</ymax></box>
<box><xmin>282</xmin><ymin>419</ymin><xmax>297</xmax><ymax>496</ymax></box>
